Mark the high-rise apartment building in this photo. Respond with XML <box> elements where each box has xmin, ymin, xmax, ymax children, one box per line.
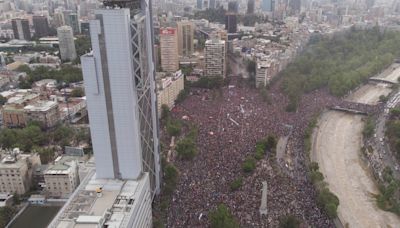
<box><xmin>50</xmin><ymin>3</ymin><xmax>158</xmax><ymax>226</ymax></box>
<box><xmin>57</xmin><ymin>26</ymin><xmax>77</xmax><ymax>61</ymax></box>
<box><xmin>209</xmin><ymin>0</ymin><xmax>216</xmax><ymax>8</ymax></box>
<box><xmin>0</xmin><ymin>149</ymin><xmax>41</xmax><ymax>195</ymax></box>
<box><xmin>63</xmin><ymin>10</ymin><xmax>81</xmax><ymax>34</ymax></box>
<box><xmin>33</xmin><ymin>15</ymin><xmax>50</xmax><ymax>38</ymax></box>
<box><xmin>156</xmin><ymin>70</ymin><xmax>184</xmax><ymax>116</ymax></box>
<box><xmin>256</xmin><ymin>60</ymin><xmax>270</xmax><ymax>88</ymax></box>
<box><xmin>228</xmin><ymin>1</ymin><xmax>238</xmax><ymax>12</ymax></box>
<box><xmin>81</xmin><ymin>7</ymin><xmax>160</xmax><ymax>195</ymax></box>
<box><xmin>247</xmin><ymin>0</ymin><xmax>255</xmax><ymax>14</ymax></box>
<box><xmin>11</xmin><ymin>18</ymin><xmax>31</xmax><ymax>40</ymax></box>
<box><xmin>225</xmin><ymin>13</ymin><xmax>237</xmax><ymax>33</ymax></box>
<box><xmin>44</xmin><ymin>156</ymin><xmax>80</xmax><ymax>198</ymax></box>
<box><xmin>262</xmin><ymin>0</ymin><xmax>275</xmax><ymax>12</ymax></box>
<box><xmin>197</xmin><ymin>0</ymin><xmax>203</xmax><ymax>9</ymax></box>
<box><xmin>205</xmin><ymin>37</ymin><xmax>226</xmax><ymax>78</ymax></box>
<box><xmin>177</xmin><ymin>21</ymin><xmax>194</xmax><ymax>57</ymax></box>
<box><xmin>160</xmin><ymin>27</ymin><xmax>179</xmax><ymax>72</ymax></box>
<box><xmin>53</xmin><ymin>11</ymin><xmax>65</xmax><ymax>28</ymax></box>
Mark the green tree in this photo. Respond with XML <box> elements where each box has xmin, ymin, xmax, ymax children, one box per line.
<box><xmin>166</xmin><ymin>119</ymin><xmax>182</xmax><ymax>137</ymax></box>
<box><xmin>52</xmin><ymin>125</ymin><xmax>74</xmax><ymax>147</ymax></box>
<box><xmin>280</xmin><ymin>28</ymin><xmax>400</xmax><ymax>109</ymax></box>
<box><xmin>246</xmin><ymin>60</ymin><xmax>256</xmax><ymax>78</ymax></box>
<box><xmin>0</xmin><ymin>95</ymin><xmax>7</xmax><ymax>105</ymax></box>
<box><xmin>70</xmin><ymin>87</ymin><xmax>85</xmax><ymax>97</ymax></box>
<box><xmin>34</xmin><ymin>147</ymin><xmax>55</xmax><ymax>164</ymax></box>
<box><xmin>209</xmin><ymin>204</ymin><xmax>240</xmax><ymax>228</ymax></box>
<box><xmin>242</xmin><ymin>157</ymin><xmax>256</xmax><ymax>173</ymax></box>
<box><xmin>230</xmin><ymin>177</ymin><xmax>243</xmax><ymax>191</ymax></box>
<box><xmin>317</xmin><ymin>188</ymin><xmax>340</xmax><ymax>218</ymax></box>
<box><xmin>176</xmin><ymin>89</ymin><xmax>189</xmax><ymax>103</ymax></box>
<box><xmin>161</xmin><ymin>104</ymin><xmax>170</xmax><ymax>120</ymax></box>
<box><xmin>176</xmin><ymin>137</ymin><xmax>197</xmax><ymax>160</ymax></box>
<box><xmin>164</xmin><ymin>164</ymin><xmax>178</xmax><ymax>195</ymax></box>
<box><xmin>0</xmin><ymin>206</ymin><xmax>16</xmax><ymax>227</ymax></box>
<box><xmin>279</xmin><ymin>215</ymin><xmax>300</xmax><ymax>228</ymax></box>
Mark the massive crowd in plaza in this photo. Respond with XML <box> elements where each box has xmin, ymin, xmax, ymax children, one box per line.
<box><xmin>164</xmin><ymin>78</ymin><xmax>381</xmax><ymax>227</ymax></box>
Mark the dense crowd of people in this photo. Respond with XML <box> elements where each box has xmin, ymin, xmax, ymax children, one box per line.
<box><xmin>164</xmin><ymin>78</ymin><xmax>377</xmax><ymax>227</ymax></box>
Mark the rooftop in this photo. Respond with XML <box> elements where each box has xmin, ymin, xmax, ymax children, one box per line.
<box><xmin>24</xmin><ymin>100</ymin><xmax>58</xmax><ymax>112</ymax></box>
<box><xmin>49</xmin><ymin>171</ymin><xmax>149</xmax><ymax>228</ymax></box>
<box><xmin>45</xmin><ymin>156</ymin><xmax>80</xmax><ymax>175</ymax></box>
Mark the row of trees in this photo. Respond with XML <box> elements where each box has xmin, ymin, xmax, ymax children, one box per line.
<box><xmin>309</xmin><ymin>162</ymin><xmax>340</xmax><ymax>218</ymax></box>
<box><xmin>192</xmin><ymin>7</ymin><xmax>226</xmax><ymax>24</ymax></box>
<box><xmin>242</xmin><ymin>135</ymin><xmax>277</xmax><ymax>173</ymax></box>
<box><xmin>0</xmin><ymin>123</ymin><xmax>90</xmax><ymax>163</ymax></box>
<box><xmin>280</xmin><ymin>27</ymin><xmax>400</xmax><ymax>111</ymax></box>
<box><xmin>17</xmin><ymin>65</ymin><xmax>83</xmax><ymax>89</ymax></box>
<box><xmin>231</xmin><ymin>135</ymin><xmax>277</xmax><ymax>192</ymax></box>
<box><xmin>386</xmin><ymin>108</ymin><xmax>400</xmax><ymax>160</ymax></box>
<box><xmin>376</xmin><ymin>166</ymin><xmax>400</xmax><ymax>215</ymax></box>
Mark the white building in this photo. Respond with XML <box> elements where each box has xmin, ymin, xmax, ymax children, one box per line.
<box><xmin>160</xmin><ymin>27</ymin><xmax>179</xmax><ymax>72</ymax></box>
<box><xmin>256</xmin><ymin>60</ymin><xmax>270</xmax><ymax>88</ymax></box>
<box><xmin>204</xmin><ymin>37</ymin><xmax>226</xmax><ymax>78</ymax></box>
<box><xmin>48</xmin><ymin>172</ymin><xmax>152</xmax><ymax>228</ymax></box>
<box><xmin>81</xmin><ymin>7</ymin><xmax>160</xmax><ymax>194</ymax></box>
<box><xmin>157</xmin><ymin>70</ymin><xmax>185</xmax><ymax>116</ymax></box>
<box><xmin>57</xmin><ymin>26</ymin><xmax>77</xmax><ymax>61</ymax></box>
<box><xmin>51</xmin><ymin>3</ymin><xmax>160</xmax><ymax>227</ymax></box>
<box><xmin>44</xmin><ymin>156</ymin><xmax>80</xmax><ymax>198</ymax></box>
<box><xmin>82</xmin><ymin>8</ymin><xmax>145</xmax><ymax>181</ymax></box>
<box><xmin>0</xmin><ymin>149</ymin><xmax>41</xmax><ymax>195</ymax></box>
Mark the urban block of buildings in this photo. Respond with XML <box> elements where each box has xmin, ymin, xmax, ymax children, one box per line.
<box><xmin>160</xmin><ymin>27</ymin><xmax>179</xmax><ymax>72</ymax></box>
<box><xmin>50</xmin><ymin>3</ymin><xmax>160</xmax><ymax>227</ymax></box>
<box><xmin>156</xmin><ymin>70</ymin><xmax>184</xmax><ymax>116</ymax></box>
<box><xmin>204</xmin><ymin>37</ymin><xmax>226</xmax><ymax>78</ymax></box>
<box><xmin>0</xmin><ymin>148</ymin><xmax>41</xmax><ymax>195</ymax></box>
<box><xmin>44</xmin><ymin>156</ymin><xmax>80</xmax><ymax>198</ymax></box>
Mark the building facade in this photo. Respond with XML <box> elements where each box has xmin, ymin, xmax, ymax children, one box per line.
<box><xmin>24</xmin><ymin>100</ymin><xmax>60</xmax><ymax>129</ymax></box>
<box><xmin>205</xmin><ymin>38</ymin><xmax>226</xmax><ymax>78</ymax></box>
<box><xmin>57</xmin><ymin>26</ymin><xmax>77</xmax><ymax>61</ymax></box>
<box><xmin>52</xmin><ymin>11</ymin><xmax>65</xmax><ymax>28</ymax></box>
<box><xmin>81</xmin><ymin>7</ymin><xmax>160</xmax><ymax>196</ymax></box>
<box><xmin>156</xmin><ymin>70</ymin><xmax>184</xmax><ymax>116</ymax></box>
<box><xmin>256</xmin><ymin>60</ymin><xmax>270</xmax><ymax>88</ymax></box>
<box><xmin>177</xmin><ymin>21</ymin><xmax>194</xmax><ymax>57</ymax></box>
<box><xmin>2</xmin><ymin>93</ymin><xmax>40</xmax><ymax>128</ymax></box>
<box><xmin>160</xmin><ymin>27</ymin><xmax>179</xmax><ymax>72</ymax></box>
<box><xmin>225</xmin><ymin>13</ymin><xmax>237</xmax><ymax>33</ymax></box>
<box><xmin>33</xmin><ymin>15</ymin><xmax>50</xmax><ymax>38</ymax></box>
<box><xmin>11</xmin><ymin>18</ymin><xmax>31</xmax><ymax>41</ymax></box>
<box><xmin>0</xmin><ymin>150</ymin><xmax>41</xmax><ymax>195</ymax></box>
<box><xmin>44</xmin><ymin>157</ymin><xmax>80</xmax><ymax>198</ymax></box>
<box><xmin>247</xmin><ymin>0</ymin><xmax>255</xmax><ymax>14</ymax></box>
<box><xmin>262</xmin><ymin>0</ymin><xmax>275</xmax><ymax>12</ymax></box>
<box><xmin>62</xmin><ymin>10</ymin><xmax>81</xmax><ymax>35</ymax></box>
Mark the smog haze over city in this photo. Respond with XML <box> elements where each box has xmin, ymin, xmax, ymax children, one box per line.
<box><xmin>0</xmin><ymin>0</ymin><xmax>399</xmax><ymax>227</ymax></box>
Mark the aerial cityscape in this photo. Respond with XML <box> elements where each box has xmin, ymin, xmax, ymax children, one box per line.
<box><xmin>0</xmin><ymin>0</ymin><xmax>399</xmax><ymax>227</ymax></box>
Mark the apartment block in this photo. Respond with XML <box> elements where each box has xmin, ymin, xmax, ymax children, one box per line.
<box><xmin>177</xmin><ymin>21</ymin><xmax>195</xmax><ymax>56</ymax></box>
<box><xmin>156</xmin><ymin>70</ymin><xmax>185</xmax><ymax>116</ymax></box>
<box><xmin>0</xmin><ymin>149</ymin><xmax>41</xmax><ymax>195</ymax></box>
<box><xmin>204</xmin><ymin>38</ymin><xmax>226</xmax><ymax>78</ymax></box>
<box><xmin>24</xmin><ymin>100</ymin><xmax>60</xmax><ymax>128</ymax></box>
<box><xmin>44</xmin><ymin>156</ymin><xmax>80</xmax><ymax>198</ymax></box>
<box><xmin>160</xmin><ymin>27</ymin><xmax>179</xmax><ymax>72</ymax></box>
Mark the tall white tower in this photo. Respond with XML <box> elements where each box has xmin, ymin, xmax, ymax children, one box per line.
<box><xmin>81</xmin><ymin>1</ymin><xmax>160</xmax><ymax>197</ymax></box>
<box><xmin>57</xmin><ymin>26</ymin><xmax>77</xmax><ymax>61</ymax></box>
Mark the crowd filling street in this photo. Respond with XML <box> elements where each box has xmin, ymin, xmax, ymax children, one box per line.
<box><xmin>162</xmin><ymin>77</ymin><xmax>384</xmax><ymax>227</ymax></box>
